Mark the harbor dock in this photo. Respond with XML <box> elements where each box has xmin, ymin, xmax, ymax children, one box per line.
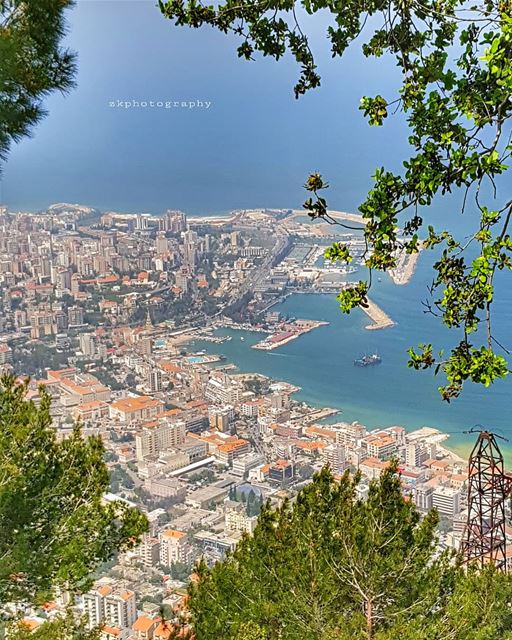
<box><xmin>362</xmin><ymin>298</ymin><xmax>395</xmax><ymax>331</ymax></box>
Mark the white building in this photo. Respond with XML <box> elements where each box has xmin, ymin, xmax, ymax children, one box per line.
<box><xmin>135</xmin><ymin>420</ymin><xmax>186</xmax><ymax>461</ymax></box>
<box><xmin>205</xmin><ymin>373</ymin><xmax>242</xmax><ymax>405</ymax></box>
<box><xmin>225</xmin><ymin>501</ymin><xmax>258</xmax><ymax>535</ymax></box>
<box><xmin>104</xmin><ymin>590</ymin><xmax>137</xmax><ymax>630</ymax></box>
<box><xmin>414</xmin><ymin>483</ymin><xmax>434</xmax><ymax>512</ymax></box>
<box><xmin>138</xmin><ymin>534</ymin><xmax>160</xmax><ymax>567</ymax></box>
<box><xmin>405</xmin><ymin>443</ymin><xmax>429</xmax><ymax>467</ymax></box>
<box><xmin>232</xmin><ymin>452</ymin><xmax>266</xmax><ymax>477</ymax></box>
<box><xmin>79</xmin><ymin>333</ymin><xmax>96</xmax><ymax>357</ymax></box>
<box><xmin>432</xmin><ymin>485</ymin><xmax>461</xmax><ymax>518</ymax></box>
<box><xmin>321</xmin><ymin>444</ymin><xmax>347</xmax><ymax>475</ymax></box>
<box><xmin>83</xmin><ymin>584</ymin><xmax>137</xmax><ymax>631</ymax></box>
<box><xmin>159</xmin><ymin>529</ymin><xmax>190</xmax><ymax>566</ymax></box>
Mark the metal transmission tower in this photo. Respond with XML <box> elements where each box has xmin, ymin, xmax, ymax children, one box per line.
<box><xmin>460</xmin><ymin>430</ymin><xmax>512</xmax><ymax>571</ymax></box>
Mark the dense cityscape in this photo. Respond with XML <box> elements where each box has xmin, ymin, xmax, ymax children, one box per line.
<box><xmin>0</xmin><ymin>203</ymin><xmax>502</xmax><ymax>638</ymax></box>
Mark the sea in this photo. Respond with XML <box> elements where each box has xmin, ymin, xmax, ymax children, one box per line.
<box><xmin>189</xmin><ymin>245</ymin><xmax>512</xmax><ymax>465</ymax></box>
<box><xmin>1</xmin><ymin>0</ymin><xmax>511</xmax><ymax>463</ymax></box>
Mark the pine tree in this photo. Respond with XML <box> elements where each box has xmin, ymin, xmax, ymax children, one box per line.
<box><xmin>246</xmin><ymin>490</ymin><xmax>256</xmax><ymax>516</ymax></box>
<box><xmin>0</xmin><ymin>375</ymin><xmax>148</xmax><ymax>609</ymax></box>
<box><xmin>187</xmin><ymin>464</ymin><xmax>512</xmax><ymax>639</ymax></box>
<box><xmin>0</xmin><ymin>1</ymin><xmax>77</xmax><ymax>164</ymax></box>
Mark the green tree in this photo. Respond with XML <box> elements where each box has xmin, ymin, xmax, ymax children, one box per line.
<box><xmin>0</xmin><ymin>375</ymin><xmax>148</xmax><ymax>609</ymax></box>
<box><xmin>160</xmin><ymin>0</ymin><xmax>512</xmax><ymax>400</ymax></box>
<box><xmin>7</xmin><ymin>611</ymin><xmax>100</xmax><ymax>640</ymax></box>
<box><xmin>188</xmin><ymin>465</ymin><xmax>463</xmax><ymax>640</ymax></box>
<box><xmin>0</xmin><ymin>0</ymin><xmax>76</xmax><ymax>164</ymax></box>
<box><xmin>170</xmin><ymin>561</ymin><xmax>192</xmax><ymax>582</ymax></box>
<box><xmin>387</xmin><ymin>565</ymin><xmax>512</xmax><ymax>640</ymax></box>
<box><xmin>187</xmin><ymin>465</ymin><xmax>512</xmax><ymax>639</ymax></box>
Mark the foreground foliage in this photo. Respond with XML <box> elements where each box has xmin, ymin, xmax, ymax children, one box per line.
<box><xmin>0</xmin><ymin>0</ymin><xmax>76</xmax><ymax>163</ymax></box>
<box><xmin>188</xmin><ymin>466</ymin><xmax>512</xmax><ymax>640</ymax></box>
<box><xmin>6</xmin><ymin>611</ymin><xmax>100</xmax><ymax>639</ymax></box>
<box><xmin>160</xmin><ymin>0</ymin><xmax>512</xmax><ymax>399</ymax></box>
<box><xmin>0</xmin><ymin>375</ymin><xmax>148</xmax><ymax>609</ymax></box>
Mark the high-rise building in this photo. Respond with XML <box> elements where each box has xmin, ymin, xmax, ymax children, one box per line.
<box><xmin>29</xmin><ymin>310</ymin><xmax>55</xmax><ymax>339</ymax></box>
<box><xmin>322</xmin><ymin>443</ymin><xmax>347</xmax><ymax>475</ymax></box>
<box><xmin>138</xmin><ymin>535</ymin><xmax>160</xmax><ymax>568</ymax></box>
<box><xmin>54</xmin><ymin>310</ymin><xmax>68</xmax><ymax>332</ymax></box>
<box><xmin>155</xmin><ymin>233</ymin><xmax>169</xmax><ymax>256</ymax></box>
<box><xmin>147</xmin><ymin>369</ymin><xmax>162</xmax><ymax>393</ymax></box>
<box><xmin>164</xmin><ymin>210</ymin><xmax>187</xmax><ymax>233</ymax></box>
<box><xmin>175</xmin><ymin>268</ymin><xmax>190</xmax><ymax>294</ymax></box>
<box><xmin>70</xmin><ymin>273</ymin><xmax>81</xmax><ymax>296</ymax></box>
<box><xmin>183</xmin><ymin>229</ymin><xmax>198</xmax><ymax>268</ymax></box>
<box><xmin>104</xmin><ymin>590</ymin><xmax>137</xmax><ymax>629</ymax></box>
<box><xmin>405</xmin><ymin>443</ymin><xmax>429</xmax><ymax>467</ymax></box>
<box><xmin>159</xmin><ymin>529</ymin><xmax>190</xmax><ymax>566</ymax></box>
<box><xmin>135</xmin><ymin>214</ymin><xmax>148</xmax><ymax>231</ymax></box>
<box><xmin>79</xmin><ymin>333</ymin><xmax>96</xmax><ymax>357</ymax></box>
<box><xmin>68</xmin><ymin>305</ymin><xmax>84</xmax><ymax>326</ymax></box>
<box><xmin>208</xmin><ymin>405</ymin><xmax>234</xmax><ymax>432</ymax></box>
<box><xmin>0</xmin><ymin>344</ymin><xmax>13</xmax><ymax>365</ymax></box>
<box><xmin>414</xmin><ymin>484</ymin><xmax>434</xmax><ymax>512</ymax></box>
<box><xmin>205</xmin><ymin>372</ymin><xmax>242</xmax><ymax>406</ymax></box>
<box><xmin>83</xmin><ymin>586</ymin><xmax>109</xmax><ymax>628</ymax></box>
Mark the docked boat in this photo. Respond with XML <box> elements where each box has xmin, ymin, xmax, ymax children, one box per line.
<box><xmin>354</xmin><ymin>353</ymin><xmax>382</xmax><ymax>367</ymax></box>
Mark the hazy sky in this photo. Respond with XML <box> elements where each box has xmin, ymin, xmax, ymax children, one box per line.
<box><xmin>1</xmin><ymin>1</ymin><xmax>407</xmax><ymax>214</ymax></box>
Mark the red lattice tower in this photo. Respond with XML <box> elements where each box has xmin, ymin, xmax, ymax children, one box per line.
<box><xmin>460</xmin><ymin>431</ymin><xmax>512</xmax><ymax>571</ymax></box>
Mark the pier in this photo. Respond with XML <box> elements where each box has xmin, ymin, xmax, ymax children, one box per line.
<box><xmin>252</xmin><ymin>319</ymin><xmax>329</xmax><ymax>350</ymax></box>
<box><xmin>389</xmin><ymin>248</ymin><xmax>422</xmax><ymax>286</ymax></box>
<box><xmin>362</xmin><ymin>298</ymin><xmax>395</xmax><ymax>331</ymax></box>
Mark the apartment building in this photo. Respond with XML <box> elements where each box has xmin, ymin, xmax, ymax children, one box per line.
<box><xmin>135</xmin><ymin>419</ymin><xmax>186</xmax><ymax>461</ymax></box>
<box><xmin>83</xmin><ymin>584</ymin><xmax>137</xmax><ymax>631</ymax></box>
<box><xmin>158</xmin><ymin>529</ymin><xmax>190</xmax><ymax>567</ymax></box>
<box><xmin>432</xmin><ymin>486</ymin><xmax>461</xmax><ymax>518</ymax></box>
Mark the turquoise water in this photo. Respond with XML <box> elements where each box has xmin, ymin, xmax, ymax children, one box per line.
<box><xmin>191</xmin><ymin>253</ymin><xmax>512</xmax><ymax>464</ymax></box>
<box><xmin>186</xmin><ymin>356</ymin><xmax>211</xmax><ymax>364</ymax></box>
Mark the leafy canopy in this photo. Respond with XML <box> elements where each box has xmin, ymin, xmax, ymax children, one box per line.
<box><xmin>186</xmin><ymin>465</ymin><xmax>512</xmax><ymax>640</ymax></box>
<box><xmin>0</xmin><ymin>0</ymin><xmax>76</xmax><ymax>164</ymax></box>
<box><xmin>0</xmin><ymin>375</ymin><xmax>148</xmax><ymax>609</ymax></box>
<box><xmin>6</xmin><ymin>611</ymin><xmax>100</xmax><ymax>640</ymax></box>
<box><xmin>159</xmin><ymin>0</ymin><xmax>512</xmax><ymax>400</ymax></box>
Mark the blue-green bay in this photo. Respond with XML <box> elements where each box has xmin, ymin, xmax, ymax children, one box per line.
<box><xmin>191</xmin><ymin>253</ymin><xmax>512</xmax><ymax>464</ymax></box>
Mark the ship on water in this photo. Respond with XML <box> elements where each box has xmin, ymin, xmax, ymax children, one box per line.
<box><xmin>354</xmin><ymin>353</ymin><xmax>382</xmax><ymax>367</ymax></box>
